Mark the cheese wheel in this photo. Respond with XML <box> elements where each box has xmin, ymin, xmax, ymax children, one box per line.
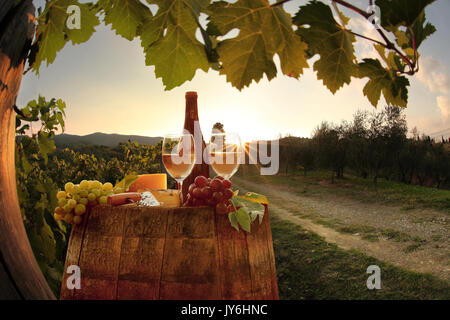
<box><xmin>149</xmin><ymin>189</ymin><xmax>180</xmax><ymax>207</ymax></box>
<box><xmin>128</xmin><ymin>174</ymin><xmax>167</xmax><ymax>192</ymax></box>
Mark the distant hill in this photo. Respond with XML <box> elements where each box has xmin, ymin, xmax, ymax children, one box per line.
<box><xmin>54</xmin><ymin>132</ymin><xmax>162</xmax><ymax>148</ymax></box>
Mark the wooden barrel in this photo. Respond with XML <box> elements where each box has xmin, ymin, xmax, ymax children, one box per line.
<box><xmin>60</xmin><ymin>205</ymin><xmax>279</xmax><ymax>300</ymax></box>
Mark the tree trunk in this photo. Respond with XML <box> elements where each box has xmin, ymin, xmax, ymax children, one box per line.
<box><xmin>0</xmin><ymin>0</ymin><xmax>55</xmax><ymax>299</ymax></box>
<box><xmin>418</xmin><ymin>175</ymin><xmax>424</xmax><ymax>186</ymax></box>
<box><xmin>435</xmin><ymin>176</ymin><xmax>441</xmax><ymax>189</ymax></box>
<box><xmin>373</xmin><ymin>173</ymin><xmax>378</xmax><ymax>190</ymax></box>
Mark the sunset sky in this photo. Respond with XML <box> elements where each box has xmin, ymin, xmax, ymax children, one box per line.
<box><xmin>18</xmin><ymin>0</ymin><xmax>450</xmax><ymax>142</ymax></box>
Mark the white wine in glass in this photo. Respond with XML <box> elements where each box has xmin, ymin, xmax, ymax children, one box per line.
<box><xmin>162</xmin><ymin>134</ymin><xmax>196</xmax><ymax>202</ymax></box>
<box><xmin>209</xmin><ymin>132</ymin><xmax>241</xmax><ymax>180</ymax></box>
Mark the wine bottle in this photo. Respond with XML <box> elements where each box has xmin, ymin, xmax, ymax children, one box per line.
<box><xmin>182</xmin><ymin>91</ymin><xmax>209</xmax><ymax>199</ymax></box>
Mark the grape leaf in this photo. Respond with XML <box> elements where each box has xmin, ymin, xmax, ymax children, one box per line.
<box><xmin>293</xmin><ymin>0</ymin><xmax>357</xmax><ymax>94</ymax></box>
<box><xmin>357</xmin><ymin>58</ymin><xmax>409</xmax><ymax>108</ymax></box>
<box><xmin>33</xmin><ymin>0</ymin><xmax>99</xmax><ymax>73</ymax></box>
<box><xmin>392</xmin><ymin>11</ymin><xmax>435</xmax><ymax>57</ymax></box>
<box><xmin>100</xmin><ymin>0</ymin><xmax>150</xmax><ymax>41</ymax></box>
<box><xmin>376</xmin><ymin>0</ymin><xmax>436</xmax><ymax>30</ymax></box>
<box><xmin>373</xmin><ymin>44</ymin><xmax>402</xmax><ymax>72</ymax></box>
<box><xmin>65</xmin><ymin>2</ymin><xmax>99</xmax><ymax>44</ymax></box>
<box><xmin>140</xmin><ymin>0</ymin><xmax>210</xmax><ymax>90</ymax></box>
<box><xmin>410</xmin><ymin>11</ymin><xmax>436</xmax><ymax>49</ymax></box>
<box><xmin>21</xmin><ymin>155</ymin><xmax>33</xmax><ymax>175</ymax></box>
<box><xmin>29</xmin><ymin>215</ymin><xmax>56</xmax><ymax>264</ymax></box>
<box><xmin>37</xmin><ymin>132</ymin><xmax>56</xmax><ymax>164</ymax></box>
<box><xmin>235</xmin><ymin>208</ymin><xmax>251</xmax><ymax>232</ymax></box>
<box><xmin>208</xmin><ymin>0</ymin><xmax>308</xmax><ymax>90</ymax></box>
<box><xmin>228</xmin><ymin>212</ymin><xmax>240</xmax><ymax>231</ymax></box>
<box><xmin>115</xmin><ymin>174</ymin><xmax>139</xmax><ymax>191</ymax></box>
<box><xmin>33</xmin><ymin>1</ymin><xmax>68</xmax><ymax>72</ymax></box>
<box><xmin>232</xmin><ymin>196</ymin><xmax>265</xmax><ymax>226</ymax></box>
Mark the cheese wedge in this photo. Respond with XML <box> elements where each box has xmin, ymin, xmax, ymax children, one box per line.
<box><xmin>128</xmin><ymin>174</ymin><xmax>167</xmax><ymax>192</ymax></box>
<box><xmin>144</xmin><ymin>189</ymin><xmax>180</xmax><ymax>207</ymax></box>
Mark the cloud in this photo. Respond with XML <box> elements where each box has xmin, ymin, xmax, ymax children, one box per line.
<box><xmin>437</xmin><ymin>96</ymin><xmax>450</xmax><ymax>120</ymax></box>
<box><xmin>417</xmin><ymin>56</ymin><xmax>450</xmax><ymax>94</ymax></box>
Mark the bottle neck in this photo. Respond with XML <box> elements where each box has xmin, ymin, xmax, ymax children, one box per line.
<box><xmin>184</xmin><ymin>97</ymin><xmax>199</xmax><ymax>134</ymax></box>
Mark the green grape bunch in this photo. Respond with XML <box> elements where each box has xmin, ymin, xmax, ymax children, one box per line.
<box><xmin>53</xmin><ymin>180</ymin><xmax>117</xmax><ymax>225</ymax></box>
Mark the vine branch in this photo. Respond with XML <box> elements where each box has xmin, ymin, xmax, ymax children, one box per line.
<box><xmin>273</xmin><ymin>0</ymin><xmax>419</xmax><ymax>75</ymax></box>
<box><xmin>331</xmin><ymin>0</ymin><xmax>417</xmax><ymax>75</ymax></box>
<box><xmin>345</xmin><ymin>29</ymin><xmax>385</xmax><ymax>47</ymax></box>
<box><xmin>14</xmin><ymin>104</ymin><xmax>28</xmax><ymax>119</ymax></box>
<box><xmin>332</xmin><ymin>0</ymin><xmax>371</xmax><ymax>18</ymax></box>
<box><xmin>271</xmin><ymin>0</ymin><xmax>291</xmax><ymax>8</ymax></box>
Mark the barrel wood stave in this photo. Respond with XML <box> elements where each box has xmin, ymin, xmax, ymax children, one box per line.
<box><xmin>61</xmin><ymin>205</ymin><xmax>278</xmax><ymax>300</ymax></box>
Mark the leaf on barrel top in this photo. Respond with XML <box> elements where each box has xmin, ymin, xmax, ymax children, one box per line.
<box><xmin>236</xmin><ymin>192</ymin><xmax>269</xmax><ymax>205</ymax></box>
<box><xmin>115</xmin><ymin>174</ymin><xmax>139</xmax><ymax>191</ymax></box>
<box><xmin>228</xmin><ymin>212</ymin><xmax>240</xmax><ymax>231</ymax></box>
<box><xmin>235</xmin><ymin>208</ymin><xmax>251</xmax><ymax>232</ymax></box>
<box><xmin>293</xmin><ymin>0</ymin><xmax>357</xmax><ymax>94</ymax></box>
<box><xmin>208</xmin><ymin>0</ymin><xmax>308</xmax><ymax>90</ymax></box>
<box><xmin>232</xmin><ymin>196</ymin><xmax>265</xmax><ymax>226</ymax></box>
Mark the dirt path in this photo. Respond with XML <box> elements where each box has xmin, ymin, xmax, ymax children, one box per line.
<box><xmin>233</xmin><ymin>177</ymin><xmax>450</xmax><ymax>281</ymax></box>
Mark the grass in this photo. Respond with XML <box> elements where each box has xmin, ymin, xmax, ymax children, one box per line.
<box><xmin>380</xmin><ymin>229</ymin><xmax>412</xmax><ymax>242</ymax></box>
<box><xmin>305</xmin><ymin>217</ymin><xmax>426</xmax><ymax>245</ymax></box>
<box><xmin>270</xmin><ymin>215</ymin><xmax>450</xmax><ymax>299</ymax></box>
<box><xmin>404</xmin><ymin>243</ymin><xmax>423</xmax><ymax>253</ymax></box>
<box><xmin>237</xmin><ymin>166</ymin><xmax>450</xmax><ymax>212</ymax></box>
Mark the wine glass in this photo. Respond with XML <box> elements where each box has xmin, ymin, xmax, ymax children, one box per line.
<box><xmin>208</xmin><ymin>132</ymin><xmax>242</xmax><ymax>180</ymax></box>
<box><xmin>162</xmin><ymin>133</ymin><xmax>196</xmax><ymax>203</ymax></box>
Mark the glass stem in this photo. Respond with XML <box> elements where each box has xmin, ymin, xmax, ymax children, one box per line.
<box><xmin>178</xmin><ymin>180</ymin><xmax>183</xmax><ymax>205</ymax></box>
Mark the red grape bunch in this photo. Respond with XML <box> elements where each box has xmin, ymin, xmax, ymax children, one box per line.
<box><xmin>184</xmin><ymin>175</ymin><xmax>234</xmax><ymax>214</ymax></box>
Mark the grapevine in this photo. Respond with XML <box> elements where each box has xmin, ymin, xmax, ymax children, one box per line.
<box><xmin>14</xmin><ymin>96</ymin><xmax>164</xmax><ymax>294</ymax></box>
<box><xmin>25</xmin><ymin>0</ymin><xmax>437</xmax><ymax>108</ymax></box>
